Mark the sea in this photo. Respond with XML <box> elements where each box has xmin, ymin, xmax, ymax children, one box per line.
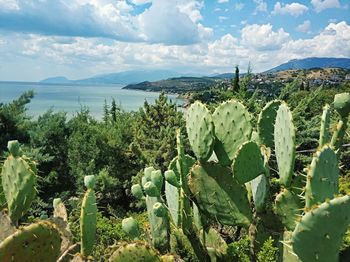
<box><xmin>0</xmin><ymin>81</ymin><xmax>183</xmax><ymax>119</ymax></box>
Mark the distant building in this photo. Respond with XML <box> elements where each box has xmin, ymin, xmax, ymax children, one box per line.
<box><xmin>345</xmin><ymin>74</ymin><xmax>350</xmax><ymax>80</ymax></box>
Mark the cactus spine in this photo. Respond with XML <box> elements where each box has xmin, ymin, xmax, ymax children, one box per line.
<box><xmin>80</xmin><ymin>175</ymin><xmax>97</xmax><ymax>257</ymax></box>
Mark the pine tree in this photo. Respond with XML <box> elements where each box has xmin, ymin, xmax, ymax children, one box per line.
<box><xmin>111</xmin><ymin>98</ymin><xmax>117</xmax><ymax>122</ymax></box>
<box><xmin>232</xmin><ymin>65</ymin><xmax>240</xmax><ymax>92</ymax></box>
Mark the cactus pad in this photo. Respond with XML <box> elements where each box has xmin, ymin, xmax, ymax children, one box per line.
<box><xmin>333</xmin><ymin>92</ymin><xmax>350</xmax><ymax>118</ymax></box>
<box><xmin>212</xmin><ymin>100</ymin><xmax>252</xmax><ymax>165</ymax></box>
<box><xmin>84</xmin><ymin>175</ymin><xmax>96</xmax><ymax>189</ymax></box>
<box><xmin>292</xmin><ymin>195</ymin><xmax>350</xmax><ymax>262</ymax></box>
<box><xmin>53</xmin><ymin>198</ymin><xmax>68</xmax><ymax>222</ymax></box>
<box><xmin>142</xmin><ymin>167</ymin><xmax>155</xmax><ymax>188</ymax></box>
<box><xmin>1</xmin><ymin>151</ymin><xmax>37</xmax><ymax>223</ymax></box>
<box><xmin>257</xmin><ymin>100</ymin><xmax>281</xmax><ymax>148</ymax></box>
<box><xmin>164</xmin><ymin>170</ymin><xmax>179</xmax><ymax>187</ymax></box>
<box><xmin>153</xmin><ymin>202</ymin><xmax>167</xmax><ymax>217</ymax></box>
<box><xmin>0</xmin><ymin>221</ymin><xmax>61</xmax><ymax>262</ymax></box>
<box><xmin>144</xmin><ymin>181</ymin><xmax>160</xmax><ymax>197</ymax></box>
<box><xmin>122</xmin><ymin>217</ymin><xmax>140</xmax><ymax>240</ymax></box>
<box><xmin>146</xmin><ymin>196</ymin><xmax>169</xmax><ymax>252</ymax></box>
<box><xmin>131</xmin><ymin>184</ymin><xmax>144</xmax><ymax>199</ymax></box>
<box><xmin>80</xmin><ymin>187</ymin><xmax>97</xmax><ymax>257</ymax></box>
<box><xmin>319</xmin><ymin>104</ymin><xmax>331</xmax><ymax>147</ymax></box>
<box><xmin>7</xmin><ymin>140</ymin><xmax>20</xmax><ymax>157</ymax></box>
<box><xmin>108</xmin><ymin>241</ymin><xmax>161</xmax><ymax>262</ymax></box>
<box><xmin>305</xmin><ymin>146</ymin><xmax>339</xmax><ymax>209</ymax></box>
<box><xmin>186</xmin><ymin>101</ymin><xmax>215</xmax><ymax>161</ymax></box>
<box><xmin>189</xmin><ymin>162</ymin><xmax>252</xmax><ymax>227</ymax></box>
<box><xmin>232</xmin><ymin>141</ymin><xmax>266</xmax><ymax>184</ymax></box>
<box><xmin>274</xmin><ymin>102</ymin><xmax>295</xmax><ymax>187</ymax></box>
<box><xmin>251</xmin><ymin>174</ymin><xmax>269</xmax><ymax>212</ymax></box>
<box><xmin>274</xmin><ymin>189</ymin><xmax>302</xmax><ymax>231</ymax></box>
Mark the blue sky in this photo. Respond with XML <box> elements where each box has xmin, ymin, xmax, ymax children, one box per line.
<box><xmin>0</xmin><ymin>0</ymin><xmax>349</xmax><ymax>81</ymax></box>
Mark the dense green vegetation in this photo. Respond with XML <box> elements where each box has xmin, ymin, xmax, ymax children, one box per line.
<box><xmin>1</xmin><ymin>76</ymin><xmax>350</xmax><ymax>261</ymax></box>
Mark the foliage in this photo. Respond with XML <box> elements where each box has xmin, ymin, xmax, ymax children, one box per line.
<box><xmin>227</xmin><ymin>236</ymin><xmax>250</xmax><ymax>262</ymax></box>
<box><xmin>256</xmin><ymin>237</ymin><xmax>278</xmax><ymax>262</ymax></box>
<box><xmin>133</xmin><ymin>92</ymin><xmax>185</xmax><ymax>171</ymax></box>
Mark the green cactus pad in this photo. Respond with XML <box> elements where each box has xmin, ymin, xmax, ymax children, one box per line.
<box><xmin>164</xmin><ymin>170</ymin><xmax>179</xmax><ymax>187</ymax></box>
<box><xmin>144</xmin><ymin>181</ymin><xmax>160</xmax><ymax>197</ymax></box>
<box><xmin>80</xmin><ymin>188</ymin><xmax>97</xmax><ymax>257</ymax></box>
<box><xmin>153</xmin><ymin>202</ymin><xmax>167</xmax><ymax>217</ymax></box>
<box><xmin>131</xmin><ymin>184</ymin><xmax>144</xmax><ymax>199</ymax></box>
<box><xmin>305</xmin><ymin>146</ymin><xmax>339</xmax><ymax>209</ymax></box>
<box><xmin>274</xmin><ymin>102</ymin><xmax>295</xmax><ymax>187</ymax></box>
<box><xmin>7</xmin><ymin>140</ymin><xmax>20</xmax><ymax>157</ymax></box>
<box><xmin>292</xmin><ymin>195</ymin><xmax>350</xmax><ymax>262</ymax></box>
<box><xmin>251</xmin><ymin>174</ymin><xmax>269</xmax><ymax>212</ymax></box>
<box><xmin>319</xmin><ymin>104</ymin><xmax>331</xmax><ymax>147</ymax></box>
<box><xmin>165</xmin><ymin>181</ymin><xmax>180</xmax><ymax>226</ymax></box>
<box><xmin>212</xmin><ymin>100</ymin><xmax>252</xmax><ymax>165</ymax></box>
<box><xmin>186</xmin><ymin>101</ymin><xmax>215</xmax><ymax>161</ymax></box>
<box><xmin>0</xmin><ymin>221</ymin><xmax>61</xmax><ymax>262</ymax></box>
<box><xmin>232</xmin><ymin>141</ymin><xmax>266</xmax><ymax>184</ymax></box>
<box><xmin>160</xmin><ymin>254</ymin><xmax>176</xmax><ymax>262</ymax></box>
<box><xmin>151</xmin><ymin>170</ymin><xmax>163</xmax><ymax>191</ymax></box>
<box><xmin>146</xmin><ymin>196</ymin><xmax>169</xmax><ymax>252</ymax></box>
<box><xmin>334</xmin><ymin>92</ymin><xmax>350</xmax><ymax>118</ymax></box>
<box><xmin>203</xmin><ymin>228</ymin><xmax>228</xmax><ymax>259</ymax></box>
<box><xmin>84</xmin><ymin>175</ymin><xmax>96</xmax><ymax>189</ymax></box>
<box><xmin>189</xmin><ymin>162</ymin><xmax>252</xmax><ymax>227</ymax></box>
<box><xmin>142</xmin><ymin>167</ymin><xmax>155</xmax><ymax>188</ymax></box>
<box><xmin>257</xmin><ymin>100</ymin><xmax>281</xmax><ymax>148</ymax></box>
<box><xmin>1</xmin><ymin>153</ymin><xmax>37</xmax><ymax>223</ymax></box>
<box><xmin>122</xmin><ymin>217</ymin><xmax>140</xmax><ymax>240</ymax></box>
<box><xmin>165</xmin><ymin>158</ymin><xmax>181</xmax><ymax>226</ymax></box>
<box><xmin>108</xmin><ymin>241</ymin><xmax>161</xmax><ymax>262</ymax></box>
<box><xmin>274</xmin><ymin>189</ymin><xmax>303</xmax><ymax>231</ymax></box>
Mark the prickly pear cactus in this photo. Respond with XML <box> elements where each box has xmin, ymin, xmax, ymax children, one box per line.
<box><xmin>212</xmin><ymin>100</ymin><xmax>252</xmax><ymax>165</ymax></box>
<box><xmin>186</xmin><ymin>101</ymin><xmax>215</xmax><ymax>161</ymax></box>
<box><xmin>0</xmin><ymin>221</ymin><xmax>61</xmax><ymax>262</ymax></box>
<box><xmin>274</xmin><ymin>102</ymin><xmax>295</xmax><ymax>187</ymax></box>
<box><xmin>232</xmin><ymin>141</ymin><xmax>266</xmax><ymax>184</ymax></box>
<box><xmin>80</xmin><ymin>175</ymin><xmax>97</xmax><ymax>257</ymax></box>
<box><xmin>292</xmin><ymin>195</ymin><xmax>350</xmax><ymax>262</ymax></box>
<box><xmin>333</xmin><ymin>92</ymin><xmax>350</xmax><ymax>118</ymax></box>
<box><xmin>257</xmin><ymin>100</ymin><xmax>281</xmax><ymax>148</ymax></box>
<box><xmin>108</xmin><ymin>241</ymin><xmax>161</xmax><ymax>262</ymax></box>
<box><xmin>250</xmin><ymin>174</ymin><xmax>269</xmax><ymax>212</ymax></box>
<box><xmin>274</xmin><ymin>189</ymin><xmax>302</xmax><ymax>231</ymax></box>
<box><xmin>189</xmin><ymin>162</ymin><xmax>252</xmax><ymax>227</ymax></box>
<box><xmin>0</xmin><ymin>211</ymin><xmax>15</xmax><ymax>242</ymax></box>
<box><xmin>319</xmin><ymin>104</ymin><xmax>331</xmax><ymax>147</ymax></box>
<box><xmin>1</xmin><ymin>140</ymin><xmax>37</xmax><ymax>224</ymax></box>
<box><xmin>122</xmin><ymin>217</ymin><xmax>140</xmax><ymax>240</ymax></box>
<box><xmin>305</xmin><ymin>146</ymin><xmax>339</xmax><ymax>209</ymax></box>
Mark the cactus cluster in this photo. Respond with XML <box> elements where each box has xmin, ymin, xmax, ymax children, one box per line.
<box><xmin>181</xmin><ymin>93</ymin><xmax>350</xmax><ymax>261</ymax></box>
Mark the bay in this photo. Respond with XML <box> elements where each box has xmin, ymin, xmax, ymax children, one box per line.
<box><xmin>0</xmin><ymin>81</ymin><xmax>183</xmax><ymax>119</ymax></box>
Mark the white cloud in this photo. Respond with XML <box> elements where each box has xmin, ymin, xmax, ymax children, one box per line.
<box><xmin>296</xmin><ymin>20</ymin><xmax>311</xmax><ymax>33</ymax></box>
<box><xmin>219</xmin><ymin>16</ymin><xmax>228</xmax><ymax>22</ymax></box>
<box><xmin>241</xmin><ymin>24</ymin><xmax>290</xmax><ymax>51</ymax></box>
<box><xmin>235</xmin><ymin>3</ymin><xmax>244</xmax><ymax>11</ymax></box>
<box><xmin>272</xmin><ymin>2</ymin><xmax>308</xmax><ymax>17</ymax></box>
<box><xmin>217</xmin><ymin>0</ymin><xmax>229</xmax><ymax>3</ymax></box>
<box><xmin>0</xmin><ymin>0</ymin><xmax>210</xmax><ymax>46</ymax></box>
<box><xmin>311</xmin><ymin>0</ymin><xmax>341</xmax><ymax>12</ymax></box>
<box><xmin>130</xmin><ymin>0</ymin><xmax>152</xmax><ymax>5</ymax></box>
<box><xmin>1</xmin><ymin>21</ymin><xmax>349</xmax><ymax>80</ymax></box>
<box><xmin>0</xmin><ymin>0</ymin><xmax>19</xmax><ymax>10</ymax></box>
<box><xmin>253</xmin><ymin>0</ymin><xmax>267</xmax><ymax>13</ymax></box>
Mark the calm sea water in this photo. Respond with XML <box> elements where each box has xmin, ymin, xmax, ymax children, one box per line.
<box><xmin>0</xmin><ymin>82</ymin><xmax>183</xmax><ymax>119</ymax></box>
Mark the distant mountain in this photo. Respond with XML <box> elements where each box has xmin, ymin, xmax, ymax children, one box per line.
<box><xmin>267</xmin><ymin>57</ymin><xmax>350</xmax><ymax>72</ymax></box>
<box><xmin>41</xmin><ymin>76</ymin><xmax>71</xmax><ymax>84</ymax></box>
<box><xmin>40</xmin><ymin>70</ymin><xmax>186</xmax><ymax>85</ymax></box>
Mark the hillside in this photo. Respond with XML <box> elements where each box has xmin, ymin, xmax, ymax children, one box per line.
<box><xmin>123</xmin><ymin>76</ymin><xmax>222</xmax><ymax>93</ymax></box>
<box><xmin>267</xmin><ymin>57</ymin><xmax>350</xmax><ymax>72</ymax></box>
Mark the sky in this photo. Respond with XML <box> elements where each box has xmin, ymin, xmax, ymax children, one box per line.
<box><xmin>0</xmin><ymin>0</ymin><xmax>349</xmax><ymax>81</ymax></box>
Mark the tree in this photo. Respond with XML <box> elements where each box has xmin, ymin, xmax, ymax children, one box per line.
<box><xmin>232</xmin><ymin>66</ymin><xmax>240</xmax><ymax>92</ymax></box>
<box><xmin>133</xmin><ymin>93</ymin><xmax>185</xmax><ymax>171</ymax></box>
<box><xmin>0</xmin><ymin>91</ymin><xmax>34</xmax><ymax>151</ymax></box>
